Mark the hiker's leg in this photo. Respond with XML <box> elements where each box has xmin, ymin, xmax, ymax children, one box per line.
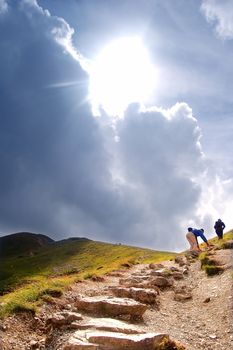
<box><xmin>216</xmin><ymin>229</ymin><xmax>223</xmax><ymax>240</ymax></box>
<box><xmin>186</xmin><ymin>233</ymin><xmax>198</xmax><ymax>251</ymax></box>
<box><xmin>186</xmin><ymin>233</ymin><xmax>195</xmax><ymax>250</ymax></box>
<box><xmin>219</xmin><ymin>229</ymin><xmax>223</xmax><ymax>239</ymax></box>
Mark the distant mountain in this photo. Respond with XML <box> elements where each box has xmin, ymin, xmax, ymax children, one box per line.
<box><xmin>0</xmin><ymin>232</ymin><xmax>54</xmax><ymax>258</ymax></box>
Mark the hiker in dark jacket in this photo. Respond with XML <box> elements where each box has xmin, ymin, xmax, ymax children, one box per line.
<box><xmin>186</xmin><ymin>227</ymin><xmax>210</xmax><ymax>251</ymax></box>
<box><xmin>214</xmin><ymin>219</ymin><xmax>225</xmax><ymax>240</ymax></box>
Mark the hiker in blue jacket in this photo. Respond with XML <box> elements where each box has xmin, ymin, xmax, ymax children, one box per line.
<box><xmin>186</xmin><ymin>227</ymin><xmax>210</xmax><ymax>251</ymax></box>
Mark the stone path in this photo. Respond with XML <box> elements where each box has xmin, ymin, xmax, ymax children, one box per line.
<box><xmin>0</xmin><ymin>244</ymin><xmax>232</xmax><ymax>349</ymax></box>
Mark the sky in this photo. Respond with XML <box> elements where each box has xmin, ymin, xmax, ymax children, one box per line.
<box><xmin>0</xmin><ymin>0</ymin><xmax>233</xmax><ymax>251</ymax></box>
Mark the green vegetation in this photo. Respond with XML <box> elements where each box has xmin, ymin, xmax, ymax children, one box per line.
<box><xmin>157</xmin><ymin>336</ymin><xmax>186</xmax><ymax>349</ymax></box>
<box><xmin>199</xmin><ymin>230</ymin><xmax>233</xmax><ymax>276</ymax></box>
<box><xmin>0</xmin><ymin>238</ymin><xmax>175</xmax><ymax>318</ymax></box>
<box><xmin>205</xmin><ymin>230</ymin><xmax>233</xmax><ymax>247</ymax></box>
<box><xmin>204</xmin><ymin>265</ymin><xmax>225</xmax><ymax>276</ymax></box>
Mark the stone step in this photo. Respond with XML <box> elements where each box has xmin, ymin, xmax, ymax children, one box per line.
<box><xmin>46</xmin><ymin>311</ymin><xmax>83</xmax><ymax>327</ymax></box>
<box><xmin>70</xmin><ymin>317</ymin><xmax>142</xmax><ymax>334</ymax></box>
<box><xmin>75</xmin><ymin>296</ymin><xmax>148</xmax><ymax>320</ymax></box>
<box><xmin>109</xmin><ymin>286</ymin><xmax>159</xmax><ymax>306</ymax></box>
<box><xmin>64</xmin><ymin>330</ymin><xmax>168</xmax><ymax>350</ymax></box>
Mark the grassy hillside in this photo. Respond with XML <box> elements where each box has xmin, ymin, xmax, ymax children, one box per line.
<box><xmin>0</xmin><ymin>232</ymin><xmax>54</xmax><ymax>258</ymax></box>
<box><xmin>200</xmin><ymin>229</ymin><xmax>233</xmax><ymax>247</ymax></box>
<box><xmin>0</xmin><ymin>238</ymin><xmax>175</xmax><ymax>318</ymax></box>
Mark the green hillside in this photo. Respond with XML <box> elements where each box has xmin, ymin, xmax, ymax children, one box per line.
<box><xmin>1</xmin><ymin>229</ymin><xmax>232</xmax><ymax>319</ymax></box>
<box><xmin>0</xmin><ymin>232</ymin><xmax>54</xmax><ymax>258</ymax></box>
<box><xmin>0</xmin><ymin>236</ymin><xmax>175</xmax><ymax>318</ymax></box>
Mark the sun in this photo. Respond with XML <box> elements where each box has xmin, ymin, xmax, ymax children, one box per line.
<box><xmin>89</xmin><ymin>37</ymin><xmax>157</xmax><ymax>117</ymax></box>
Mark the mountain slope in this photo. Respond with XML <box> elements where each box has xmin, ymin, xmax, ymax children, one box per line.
<box><xmin>0</xmin><ymin>232</ymin><xmax>54</xmax><ymax>258</ymax></box>
<box><xmin>0</xmin><ymin>236</ymin><xmax>175</xmax><ymax>306</ymax></box>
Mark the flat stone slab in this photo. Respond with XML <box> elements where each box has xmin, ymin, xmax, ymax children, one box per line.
<box><xmin>75</xmin><ymin>296</ymin><xmax>147</xmax><ymax>319</ymax></box>
<box><xmin>63</xmin><ymin>337</ymin><xmax>98</xmax><ymax>349</ymax></box>
<box><xmin>68</xmin><ymin>331</ymin><xmax>168</xmax><ymax>350</ymax></box>
<box><xmin>109</xmin><ymin>286</ymin><xmax>159</xmax><ymax>305</ymax></box>
<box><xmin>70</xmin><ymin>317</ymin><xmax>142</xmax><ymax>334</ymax></box>
<box><xmin>87</xmin><ymin>331</ymin><xmax>168</xmax><ymax>350</ymax></box>
<box><xmin>150</xmin><ymin>268</ymin><xmax>173</xmax><ymax>277</ymax></box>
<box><xmin>119</xmin><ymin>276</ymin><xmax>150</xmax><ymax>286</ymax></box>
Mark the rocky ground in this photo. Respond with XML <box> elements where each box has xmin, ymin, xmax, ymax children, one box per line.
<box><xmin>0</xmin><ymin>246</ymin><xmax>232</xmax><ymax>350</ymax></box>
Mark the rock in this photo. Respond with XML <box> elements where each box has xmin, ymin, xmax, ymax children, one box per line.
<box><xmin>46</xmin><ymin>311</ymin><xmax>83</xmax><ymax>327</ymax></box>
<box><xmin>169</xmin><ymin>266</ymin><xmax>180</xmax><ymax>272</ymax></box>
<box><xmin>182</xmin><ymin>267</ymin><xmax>189</xmax><ymax>275</ymax></box>
<box><xmin>70</xmin><ymin>317</ymin><xmax>142</xmax><ymax>334</ymax></box>
<box><xmin>203</xmin><ymin>297</ymin><xmax>211</xmax><ymax>303</ymax></box>
<box><xmin>185</xmin><ymin>251</ymin><xmax>199</xmax><ymax>259</ymax></box>
<box><xmin>221</xmin><ymin>240</ymin><xmax>233</xmax><ymax>249</ymax></box>
<box><xmin>91</xmin><ymin>275</ymin><xmax>105</xmax><ymax>282</ymax></box>
<box><xmin>151</xmin><ymin>276</ymin><xmax>174</xmax><ymax>288</ymax></box>
<box><xmin>174</xmin><ymin>256</ymin><xmax>186</xmax><ymax>266</ymax></box>
<box><xmin>174</xmin><ymin>293</ymin><xmax>192</xmax><ymax>301</ymax></box>
<box><xmin>85</xmin><ymin>331</ymin><xmax>168</xmax><ymax>350</ymax></box>
<box><xmin>107</xmin><ymin>272</ymin><xmax>125</xmax><ymax>277</ymax></box>
<box><xmin>119</xmin><ymin>276</ymin><xmax>150</xmax><ymax>286</ymax></box>
<box><xmin>109</xmin><ymin>286</ymin><xmax>159</xmax><ymax>305</ymax></box>
<box><xmin>0</xmin><ymin>323</ymin><xmax>7</xmax><ymax>331</ymax></box>
<box><xmin>172</xmin><ymin>272</ymin><xmax>184</xmax><ymax>280</ymax></box>
<box><xmin>149</xmin><ymin>263</ymin><xmax>164</xmax><ymax>269</ymax></box>
<box><xmin>150</xmin><ymin>268</ymin><xmax>173</xmax><ymax>277</ymax></box>
<box><xmin>75</xmin><ymin>296</ymin><xmax>148</xmax><ymax>320</ymax></box>
<box><xmin>29</xmin><ymin>340</ymin><xmax>40</xmax><ymax>349</ymax></box>
<box><xmin>209</xmin><ymin>334</ymin><xmax>217</xmax><ymax>339</ymax></box>
<box><xmin>63</xmin><ymin>337</ymin><xmax>98</xmax><ymax>349</ymax></box>
<box><xmin>128</xmin><ymin>275</ymin><xmax>151</xmax><ymax>280</ymax></box>
<box><xmin>174</xmin><ymin>285</ymin><xmax>192</xmax><ymax>301</ymax></box>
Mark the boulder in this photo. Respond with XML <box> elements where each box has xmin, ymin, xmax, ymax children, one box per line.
<box><xmin>172</xmin><ymin>272</ymin><xmax>184</xmax><ymax>280</ymax></box>
<box><xmin>46</xmin><ymin>311</ymin><xmax>83</xmax><ymax>327</ymax></box>
<box><xmin>75</xmin><ymin>296</ymin><xmax>148</xmax><ymax>320</ymax></box>
<box><xmin>174</xmin><ymin>256</ymin><xmax>186</xmax><ymax>266</ymax></box>
<box><xmin>149</xmin><ymin>263</ymin><xmax>164</xmax><ymax>269</ymax></box>
<box><xmin>173</xmin><ymin>286</ymin><xmax>192</xmax><ymax>302</ymax></box>
<box><xmin>150</xmin><ymin>276</ymin><xmax>174</xmax><ymax>289</ymax></box>
<box><xmin>109</xmin><ymin>286</ymin><xmax>159</xmax><ymax>305</ymax></box>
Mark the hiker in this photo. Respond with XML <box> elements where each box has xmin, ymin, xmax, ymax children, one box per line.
<box><xmin>186</xmin><ymin>227</ymin><xmax>210</xmax><ymax>251</ymax></box>
<box><xmin>214</xmin><ymin>219</ymin><xmax>225</xmax><ymax>240</ymax></box>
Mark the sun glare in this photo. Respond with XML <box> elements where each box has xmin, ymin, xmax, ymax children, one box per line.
<box><xmin>89</xmin><ymin>37</ymin><xmax>157</xmax><ymax>117</ymax></box>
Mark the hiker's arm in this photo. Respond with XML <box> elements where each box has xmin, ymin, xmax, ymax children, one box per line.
<box><xmin>195</xmin><ymin>236</ymin><xmax>201</xmax><ymax>250</ymax></box>
<box><xmin>200</xmin><ymin>233</ymin><xmax>209</xmax><ymax>246</ymax></box>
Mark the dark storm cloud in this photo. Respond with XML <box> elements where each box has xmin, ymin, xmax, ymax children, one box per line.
<box><xmin>0</xmin><ymin>0</ymin><xmax>230</xmax><ymax>251</ymax></box>
<box><xmin>0</xmin><ymin>0</ymin><xmax>117</xmax><ymax>237</ymax></box>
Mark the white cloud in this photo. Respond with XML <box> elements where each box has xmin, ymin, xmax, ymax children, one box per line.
<box><xmin>201</xmin><ymin>0</ymin><xmax>233</xmax><ymax>39</ymax></box>
<box><xmin>98</xmin><ymin>102</ymin><xmax>226</xmax><ymax>250</ymax></box>
<box><xmin>0</xmin><ymin>0</ymin><xmax>8</xmax><ymax>14</ymax></box>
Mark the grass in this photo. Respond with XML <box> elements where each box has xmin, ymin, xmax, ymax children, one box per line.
<box><xmin>0</xmin><ymin>239</ymin><xmax>175</xmax><ymax>318</ymax></box>
<box><xmin>204</xmin><ymin>265</ymin><xmax>225</xmax><ymax>276</ymax></box>
<box><xmin>203</xmin><ymin>230</ymin><xmax>233</xmax><ymax>247</ymax></box>
<box><xmin>1</xmin><ymin>229</ymin><xmax>232</xmax><ymax>318</ymax></box>
<box><xmin>198</xmin><ymin>231</ymin><xmax>233</xmax><ymax>276</ymax></box>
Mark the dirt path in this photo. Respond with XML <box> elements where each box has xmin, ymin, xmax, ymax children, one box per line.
<box><xmin>0</xmin><ymin>248</ymin><xmax>232</xmax><ymax>349</ymax></box>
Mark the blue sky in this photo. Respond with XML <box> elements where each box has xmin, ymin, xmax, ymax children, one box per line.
<box><xmin>0</xmin><ymin>0</ymin><xmax>232</xmax><ymax>251</ymax></box>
